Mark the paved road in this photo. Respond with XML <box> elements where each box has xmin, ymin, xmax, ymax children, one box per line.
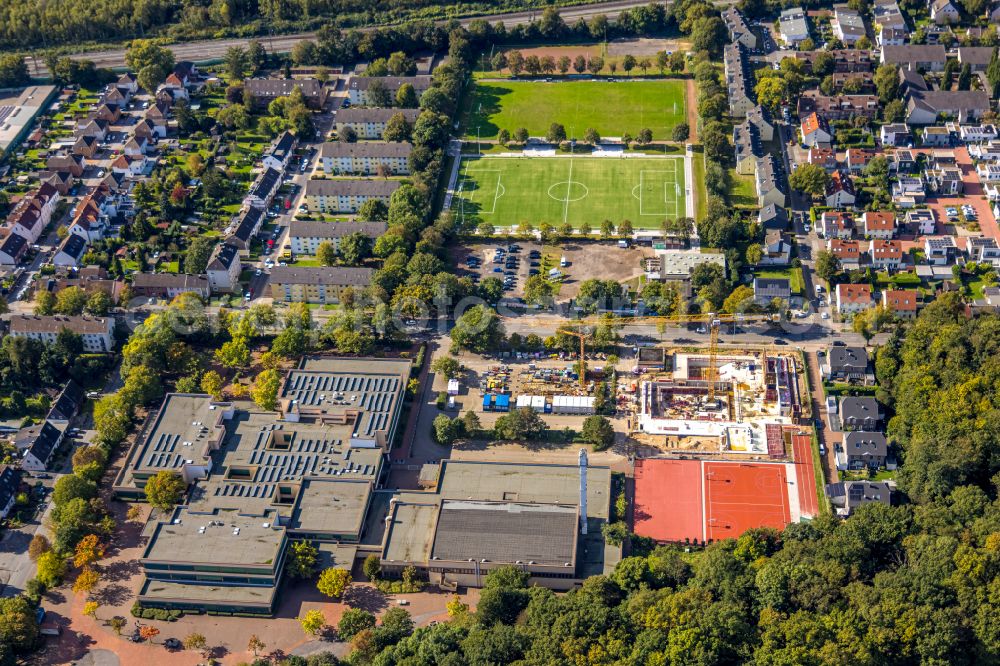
<box><xmin>33</xmin><ymin>0</ymin><xmax>665</xmax><ymax>76</ymax></box>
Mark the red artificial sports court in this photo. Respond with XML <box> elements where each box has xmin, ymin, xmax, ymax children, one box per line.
<box><xmin>633</xmin><ymin>457</ymin><xmax>795</xmax><ymax>543</ymax></box>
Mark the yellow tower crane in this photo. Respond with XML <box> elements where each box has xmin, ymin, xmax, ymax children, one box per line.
<box><xmin>548</xmin><ymin>312</ymin><xmax>779</xmax><ymax>393</ymax></box>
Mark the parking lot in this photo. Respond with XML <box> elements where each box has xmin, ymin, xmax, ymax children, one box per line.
<box><xmin>454</xmin><ymin>240</ymin><xmax>652</xmax><ymax>300</ymax></box>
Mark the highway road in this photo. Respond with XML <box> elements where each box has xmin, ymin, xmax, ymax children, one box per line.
<box><xmin>29</xmin><ymin>0</ymin><xmax>665</xmax><ymax>77</ymax></box>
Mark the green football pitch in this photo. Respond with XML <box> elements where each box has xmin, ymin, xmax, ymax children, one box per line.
<box><xmin>462</xmin><ymin>80</ymin><xmax>687</xmax><ymax>141</ymax></box>
<box><xmin>453</xmin><ymin>156</ymin><xmax>687</xmax><ymax>229</ymax></box>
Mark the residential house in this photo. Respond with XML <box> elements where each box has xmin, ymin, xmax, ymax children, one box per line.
<box><xmin>68</xmin><ymin>186</ymin><xmax>116</xmax><ymax>243</ymax></box>
<box><xmin>262</xmin><ymin>131</ymin><xmax>298</xmax><ymax>172</ymax></box>
<box><xmin>869</xmin><ymin>239</ymin><xmax>904</xmax><ymax>270</ymax></box>
<box><xmin>874</xmin><ymin>0</ymin><xmax>908</xmax><ymax>32</ymax></box>
<box><xmin>823</xmin><ymin>345</ymin><xmax>872</xmax><ymax>383</ymax></box>
<box><xmin>798</xmin><ymin>92</ymin><xmax>880</xmax><ymax>120</ymax></box>
<box><xmin>922</xmin><ymin>126</ymin><xmax>952</xmax><ymax>146</ymax></box>
<box><xmin>269</xmin><ymin>266</ymin><xmax>374</xmax><ymax>304</ymax></box>
<box><xmin>832</xmin><ymin>6</ymin><xmax>866</xmax><ymax>45</ymax></box>
<box><xmin>880</xmin><ymin>123</ymin><xmax>912</xmax><ymax>146</ymax></box>
<box><xmin>861</xmin><ymin>211</ymin><xmax>897</xmax><ymax>239</ymax></box>
<box><xmin>807</xmin><ymin>146</ymin><xmax>838</xmax><ymax>171</ymax></box>
<box><xmin>76</xmin><ymin>118</ymin><xmax>108</xmax><ymax>141</ymax></box>
<box><xmin>969</xmin><ymin>236</ymin><xmax>1000</xmax><ymax>266</ymax></box>
<box><xmin>883</xmin><ymin>288</ymin><xmax>919</xmax><ymax>318</ymax></box>
<box><xmin>9</xmin><ymin>315</ymin><xmax>115</xmax><ymax>352</ymax></box>
<box><xmin>977</xmin><ymin>163</ymin><xmax>1000</xmax><ymax>182</ymax></box>
<box><xmin>722</xmin><ymin>7</ymin><xmax>758</xmax><ymax>49</ymax></box>
<box><xmin>925</xmin><ymin>164</ymin><xmax>964</xmax><ymax>195</ymax></box>
<box><xmin>907</xmin><ymin>208</ymin><xmax>936</xmax><ymax>234</ymax></box>
<box><xmin>7</xmin><ymin>183</ymin><xmax>60</xmax><ymax>244</ymax></box>
<box><xmin>734</xmin><ymin>120</ymin><xmax>762</xmax><ymax>175</ymax></box>
<box><xmin>958</xmin><ymin>47</ymin><xmax>995</xmax><ymax>72</ymax></box>
<box><xmin>159</xmin><ymin>72</ymin><xmax>190</xmax><ymax>100</ymax></box>
<box><xmin>840</xmin><ymin>432</ymin><xmax>887</xmax><ymax>469</ymax></box>
<box><xmin>47</xmin><ymin>380</ymin><xmax>85</xmax><ymax>424</ymax></box>
<box><xmin>846</xmin><ymin>148</ymin><xmax>875</xmax><ymax>173</ymax></box>
<box><xmin>822</xmin><ymin>211</ymin><xmax>855</xmax><ymax>239</ymax></box>
<box><xmin>779</xmin><ymin>8</ymin><xmax>810</xmax><ymax>46</ymax></box>
<box><xmin>53</xmin><ymin>233</ymin><xmax>88</xmax><ymax>267</ymax></box>
<box><xmin>753</xmin><ymin>277</ymin><xmax>791</xmax><ymax>305</ymax></box>
<box><xmin>304</xmin><ymin>179</ymin><xmax>401</xmax><ymax>214</ymax></box>
<box><xmin>827</xmin><ymin>481</ymin><xmax>892</xmax><ymax>516</ymax></box>
<box><xmin>225</xmin><ymin>207</ymin><xmax>265</xmax><ymax>253</ymax></box>
<box><xmin>930</xmin><ymin>0</ymin><xmax>961</xmax><ymax>24</ymax></box>
<box><xmin>757</xmin><ymin>229</ymin><xmax>793</xmax><ymax>266</ymax></box>
<box><xmin>888</xmin><ymin>149</ymin><xmax>917</xmax><ymax>173</ymax></box>
<box><xmin>801</xmin><ymin>112</ymin><xmax>833</xmax><ymax>147</ymax></box>
<box><xmin>132</xmin><ymin>273</ymin><xmax>211</xmax><ymax>299</ymax></box>
<box><xmin>826</xmin><ymin>170</ymin><xmax>857</xmax><ymax>208</ymax></box>
<box><xmin>244</xmin><ymin>167</ymin><xmax>282</xmax><ymax>209</ymax></box>
<box><xmin>956</xmin><ymin>124</ymin><xmax>998</xmax><ymax>142</ymax></box>
<box><xmin>41</xmin><ymin>171</ymin><xmax>74</xmax><ymax>196</ymax></box>
<box><xmin>796</xmin><ymin>49</ymin><xmax>875</xmax><ymax>73</ymax></box>
<box><xmin>0</xmin><ymin>232</ymin><xmax>27</xmax><ymax>266</ymax></box>
<box><xmin>759</xmin><ymin>203</ymin><xmax>789</xmax><ymax>231</ymax></box>
<box><xmin>73</xmin><ymin>134</ymin><xmax>100</xmax><ymax>158</ymax></box>
<box><xmin>117</xmin><ymin>72</ymin><xmax>139</xmax><ymax>95</ymax></box>
<box><xmin>317</xmin><ymin>141</ymin><xmax>412</xmax><ymax>176</ymax></box>
<box><xmin>145</xmin><ymin>102</ymin><xmax>170</xmax><ymax>125</ymax></box>
<box><xmin>110</xmin><ymin>154</ymin><xmax>146</xmax><ymax>177</ymax></box>
<box><xmin>347</xmin><ymin>76</ymin><xmax>432</xmax><ymax>106</ymax></box>
<box><xmin>755</xmin><ymin>154</ymin><xmax>787</xmax><ymax>208</ymax></box>
<box><xmin>91</xmin><ymin>102</ymin><xmax>121</xmax><ymax>123</ymax></box>
<box><xmin>18</xmin><ymin>421</ymin><xmax>63</xmax><ymax>472</ymax></box>
<box><xmin>133</xmin><ymin>117</ymin><xmax>166</xmax><ymax>141</ymax></box>
<box><xmin>245</xmin><ymin>78</ymin><xmax>329</xmax><ymax>110</ymax></box>
<box><xmin>836</xmin><ymin>282</ymin><xmax>874</xmax><ymax>313</ymax></box>
<box><xmin>746</xmin><ymin>106</ymin><xmax>775</xmax><ymax>141</ymax></box>
<box><xmin>880</xmin><ymin>44</ymin><xmax>947</xmax><ymax>71</ymax></box>
<box><xmin>892</xmin><ymin>176</ymin><xmax>927</xmax><ymax>207</ymax></box>
<box><xmin>0</xmin><ymin>466</ymin><xmax>21</xmax><ymax>520</ymax></box>
<box><xmin>335</xmin><ymin>108</ymin><xmax>422</xmax><ymax>140</ymax></box>
<box><xmin>840</xmin><ymin>396</ymin><xmax>883</xmax><ymax>429</ymax></box>
<box><xmin>288</xmin><ymin>221</ymin><xmax>389</xmax><ymax>255</ymax></box>
<box><xmin>924</xmin><ymin>236</ymin><xmax>957</xmax><ymax>265</ymax></box>
<box><xmin>123</xmin><ymin>136</ymin><xmax>148</xmax><ymax>157</ymax></box>
<box><xmin>46</xmin><ymin>153</ymin><xmax>84</xmax><ymax>177</ymax></box>
<box><xmin>206</xmin><ymin>243</ymin><xmax>241</xmax><ymax>294</ymax></box>
<box><xmin>907</xmin><ymin>90</ymin><xmax>992</xmax><ymax>125</ymax></box>
<box><xmin>724</xmin><ymin>44</ymin><xmax>756</xmax><ymax>118</ymax></box>
<box><xmin>832</xmin><ymin>70</ymin><xmax>875</xmax><ymax>92</ymax></box>
<box><xmin>878</xmin><ymin>25</ymin><xmax>909</xmax><ymax>46</ymax></box>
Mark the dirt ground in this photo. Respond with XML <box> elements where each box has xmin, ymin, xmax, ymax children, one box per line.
<box><xmin>501</xmin><ymin>38</ymin><xmax>691</xmax><ymax>61</ymax></box>
<box><xmin>605</xmin><ymin>37</ymin><xmax>692</xmax><ymax>57</ymax></box>
<box><xmin>453</xmin><ymin>239</ymin><xmax>652</xmax><ymax>300</ymax></box>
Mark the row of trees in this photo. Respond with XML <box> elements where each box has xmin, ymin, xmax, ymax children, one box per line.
<box><xmin>495</xmin><ymin>49</ymin><xmax>683</xmax><ymax>78</ymax></box>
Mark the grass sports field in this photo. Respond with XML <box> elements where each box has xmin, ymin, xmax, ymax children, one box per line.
<box><xmin>462</xmin><ymin>80</ymin><xmax>687</xmax><ymax>140</ymax></box>
<box><xmin>454</xmin><ymin>155</ymin><xmax>687</xmax><ymax>229</ymax></box>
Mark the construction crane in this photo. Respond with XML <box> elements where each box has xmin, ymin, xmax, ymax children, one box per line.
<box><xmin>552</xmin><ymin>312</ymin><xmax>779</xmax><ymax>395</ymax></box>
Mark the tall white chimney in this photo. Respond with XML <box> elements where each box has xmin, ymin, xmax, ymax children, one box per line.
<box><xmin>578</xmin><ymin>448</ymin><xmax>588</xmax><ymax>535</ymax></box>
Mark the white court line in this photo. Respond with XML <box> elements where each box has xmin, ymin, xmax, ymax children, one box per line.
<box><xmin>640</xmin><ymin>169</ymin><xmax>678</xmax><ymax>216</ymax></box>
<box><xmin>701</xmin><ymin>459</ymin><xmax>708</xmax><ymax>543</ymax></box>
<box><xmin>563</xmin><ymin>159</ymin><xmax>574</xmax><ymax>225</ymax></box>
<box><xmin>489</xmin><ymin>172</ymin><xmax>502</xmax><ymax>214</ymax></box>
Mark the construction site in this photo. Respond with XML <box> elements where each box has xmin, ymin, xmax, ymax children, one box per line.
<box><xmin>633</xmin><ymin>349</ymin><xmax>803</xmax><ymax>459</ymax></box>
